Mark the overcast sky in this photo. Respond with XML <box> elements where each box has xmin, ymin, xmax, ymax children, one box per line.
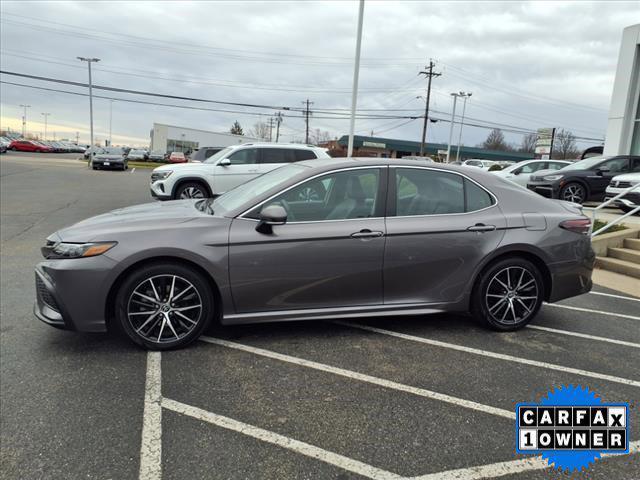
<box><xmin>0</xmin><ymin>1</ymin><xmax>638</xmax><ymax>149</ymax></box>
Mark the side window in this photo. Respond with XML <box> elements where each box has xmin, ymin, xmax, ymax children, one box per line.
<box><xmin>295</xmin><ymin>149</ymin><xmax>317</xmax><ymax>161</ymax></box>
<box><xmin>601</xmin><ymin>157</ymin><xmax>629</xmax><ymax>173</ymax></box>
<box><xmin>261</xmin><ymin>148</ymin><xmax>298</xmax><ymax>164</ymax></box>
<box><xmin>519</xmin><ymin>162</ymin><xmax>542</xmax><ymax>174</ymax></box>
<box><xmin>227</xmin><ymin>148</ymin><xmax>258</xmax><ymax>164</ymax></box>
<box><xmin>546</xmin><ymin>162</ymin><xmax>566</xmax><ymax>171</ymax></box>
<box><xmin>395</xmin><ymin>168</ymin><xmax>464</xmax><ymax>216</ymax></box>
<box><xmin>465</xmin><ymin>179</ymin><xmax>494</xmax><ymax>212</ymax></box>
<box><xmin>632</xmin><ymin>158</ymin><xmax>640</xmax><ymax>172</ymax></box>
<box><xmin>252</xmin><ymin>168</ymin><xmax>381</xmax><ymax>222</ymax></box>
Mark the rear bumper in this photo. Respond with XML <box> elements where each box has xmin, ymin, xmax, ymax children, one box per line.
<box><xmin>547</xmin><ymin>241</ymin><xmax>595</xmax><ymax>303</ymax></box>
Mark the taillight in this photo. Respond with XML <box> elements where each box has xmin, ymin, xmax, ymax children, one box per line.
<box><xmin>559</xmin><ymin>218</ymin><xmax>591</xmax><ymax>235</ymax></box>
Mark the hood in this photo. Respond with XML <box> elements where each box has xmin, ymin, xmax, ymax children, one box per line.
<box><xmin>53</xmin><ymin>200</ymin><xmax>220</xmax><ymax>242</ymax></box>
<box><xmin>153</xmin><ymin>162</ymin><xmax>203</xmax><ymax>172</ymax></box>
<box><xmin>610</xmin><ymin>172</ymin><xmax>640</xmax><ymax>182</ymax></box>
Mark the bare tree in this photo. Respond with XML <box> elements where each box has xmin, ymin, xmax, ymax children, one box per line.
<box><xmin>310</xmin><ymin>128</ymin><xmax>331</xmax><ymax>145</ymax></box>
<box><xmin>552</xmin><ymin>129</ymin><xmax>579</xmax><ymax>159</ymax></box>
<box><xmin>249</xmin><ymin>121</ymin><xmax>270</xmax><ymax>141</ymax></box>
<box><xmin>519</xmin><ymin>133</ymin><xmax>537</xmax><ymax>153</ymax></box>
<box><xmin>482</xmin><ymin>128</ymin><xmax>510</xmax><ymax>151</ymax></box>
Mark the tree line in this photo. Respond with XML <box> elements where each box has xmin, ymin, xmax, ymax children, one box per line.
<box><xmin>481</xmin><ymin>128</ymin><xmax>581</xmax><ymax>159</ymax></box>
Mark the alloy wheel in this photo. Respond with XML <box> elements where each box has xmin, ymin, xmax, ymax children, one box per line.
<box><xmin>180</xmin><ymin>186</ymin><xmax>205</xmax><ymax>199</ymax></box>
<box><xmin>485</xmin><ymin>267</ymin><xmax>539</xmax><ymax>325</ymax></box>
<box><xmin>127</xmin><ymin>274</ymin><xmax>202</xmax><ymax>344</ymax></box>
<box><xmin>562</xmin><ymin>184</ymin><xmax>585</xmax><ymax>203</ymax></box>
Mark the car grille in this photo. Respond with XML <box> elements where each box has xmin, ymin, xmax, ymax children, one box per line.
<box><xmin>36</xmin><ymin>275</ymin><xmax>59</xmax><ymax>311</ymax></box>
<box><xmin>611</xmin><ymin>181</ymin><xmax>633</xmax><ymax>188</ymax></box>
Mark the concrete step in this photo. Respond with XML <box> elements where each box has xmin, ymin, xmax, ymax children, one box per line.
<box><xmin>624</xmin><ymin>237</ymin><xmax>640</xmax><ymax>251</ymax></box>
<box><xmin>608</xmin><ymin>247</ymin><xmax>640</xmax><ymax>264</ymax></box>
<box><xmin>596</xmin><ymin>256</ymin><xmax>640</xmax><ymax>279</ymax></box>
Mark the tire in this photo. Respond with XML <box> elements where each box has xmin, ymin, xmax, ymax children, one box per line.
<box><xmin>560</xmin><ymin>182</ymin><xmax>586</xmax><ymax>204</ymax></box>
<box><xmin>472</xmin><ymin>257</ymin><xmax>544</xmax><ymax>331</ymax></box>
<box><xmin>175</xmin><ymin>181</ymin><xmax>209</xmax><ymax>200</ymax></box>
<box><xmin>115</xmin><ymin>262</ymin><xmax>214</xmax><ymax>350</ymax></box>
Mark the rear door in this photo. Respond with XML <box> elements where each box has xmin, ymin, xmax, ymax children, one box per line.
<box><xmin>213</xmin><ymin>147</ymin><xmax>260</xmax><ymax>193</ymax></box>
<box><xmin>257</xmin><ymin>147</ymin><xmax>298</xmax><ymax>175</ymax></box>
<box><xmin>384</xmin><ymin>167</ymin><xmax>506</xmax><ymax>305</ymax></box>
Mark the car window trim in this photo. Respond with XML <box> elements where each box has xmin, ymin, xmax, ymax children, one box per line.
<box><xmin>238</xmin><ymin>165</ymin><xmax>388</xmax><ymax>223</ymax></box>
<box><xmin>386</xmin><ymin>165</ymin><xmax>499</xmax><ymax>218</ymax></box>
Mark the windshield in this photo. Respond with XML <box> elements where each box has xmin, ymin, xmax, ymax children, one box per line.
<box><xmin>204</xmin><ymin>146</ymin><xmax>233</xmax><ymax>164</ymax></box>
<box><xmin>211</xmin><ymin>164</ymin><xmax>308</xmax><ymax>214</ymax></box>
<box><xmin>100</xmin><ymin>147</ymin><xmax>124</xmax><ymax>155</ymax></box>
<box><xmin>560</xmin><ymin>155</ymin><xmax>610</xmax><ymax>171</ymax></box>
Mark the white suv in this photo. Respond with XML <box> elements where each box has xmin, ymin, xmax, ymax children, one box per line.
<box><xmin>605</xmin><ymin>172</ymin><xmax>640</xmax><ymax>214</ymax></box>
<box><xmin>150</xmin><ymin>143</ymin><xmax>330</xmax><ymax>200</ymax></box>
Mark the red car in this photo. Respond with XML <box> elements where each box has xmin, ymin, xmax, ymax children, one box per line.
<box><xmin>8</xmin><ymin>140</ymin><xmax>51</xmax><ymax>152</ymax></box>
<box><xmin>168</xmin><ymin>151</ymin><xmax>187</xmax><ymax>163</ymax></box>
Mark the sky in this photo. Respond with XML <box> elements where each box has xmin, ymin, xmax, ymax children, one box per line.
<box><xmin>0</xmin><ymin>1</ymin><xmax>638</xmax><ymax>149</ymax></box>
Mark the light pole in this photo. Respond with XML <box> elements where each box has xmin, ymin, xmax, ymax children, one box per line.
<box><xmin>77</xmin><ymin>57</ymin><xmax>100</xmax><ymax>152</ymax></box>
<box><xmin>347</xmin><ymin>0</ymin><xmax>365</xmax><ymax>157</ymax></box>
<box><xmin>446</xmin><ymin>93</ymin><xmax>460</xmax><ymax>163</ymax></box>
<box><xmin>455</xmin><ymin>92</ymin><xmax>472</xmax><ymax>162</ymax></box>
<box><xmin>109</xmin><ymin>99</ymin><xmax>114</xmax><ymax>146</ymax></box>
<box><xmin>20</xmin><ymin>104</ymin><xmax>31</xmax><ymax>138</ymax></box>
<box><xmin>41</xmin><ymin>112</ymin><xmax>51</xmax><ymax>141</ymax></box>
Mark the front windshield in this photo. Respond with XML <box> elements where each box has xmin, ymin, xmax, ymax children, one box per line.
<box><xmin>101</xmin><ymin>147</ymin><xmax>124</xmax><ymax>155</ymax></box>
<box><xmin>209</xmin><ymin>164</ymin><xmax>308</xmax><ymax>214</ymax></box>
<box><xmin>204</xmin><ymin>146</ymin><xmax>233</xmax><ymax>164</ymax></box>
<box><xmin>560</xmin><ymin>155</ymin><xmax>610</xmax><ymax>171</ymax></box>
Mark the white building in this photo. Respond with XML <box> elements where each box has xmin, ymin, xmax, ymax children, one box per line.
<box><xmin>604</xmin><ymin>24</ymin><xmax>640</xmax><ymax>156</ymax></box>
<box><xmin>150</xmin><ymin>123</ymin><xmax>262</xmax><ymax>153</ymax></box>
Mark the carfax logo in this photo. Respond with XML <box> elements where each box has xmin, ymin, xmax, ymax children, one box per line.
<box><xmin>515</xmin><ymin>385</ymin><xmax>629</xmax><ymax>472</ymax></box>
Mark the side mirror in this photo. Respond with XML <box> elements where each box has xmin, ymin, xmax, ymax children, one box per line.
<box><xmin>256</xmin><ymin>205</ymin><xmax>287</xmax><ymax>234</ymax></box>
<box><xmin>596</xmin><ymin>166</ymin><xmax>609</xmax><ymax>175</ymax></box>
<box><xmin>512</xmin><ymin>168</ymin><xmax>522</xmax><ymax>175</ymax></box>
<box><xmin>219</xmin><ymin>158</ymin><xmax>231</xmax><ymax>166</ymax></box>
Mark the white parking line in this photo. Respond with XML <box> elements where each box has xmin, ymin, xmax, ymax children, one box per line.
<box><xmin>589</xmin><ymin>291</ymin><xmax>640</xmax><ymax>302</ymax></box>
<box><xmin>139</xmin><ymin>352</ymin><xmax>162</xmax><ymax>480</ymax></box>
<box><xmin>546</xmin><ymin>303</ymin><xmax>640</xmax><ymax>321</ymax></box>
<box><xmin>162</xmin><ymin>397</ymin><xmax>404</xmax><ymax>480</ymax></box>
<box><xmin>336</xmin><ymin>322</ymin><xmax>640</xmax><ymax>388</ymax></box>
<box><xmin>527</xmin><ymin>325</ymin><xmax>640</xmax><ymax>349</ymax></box>
<box><xmin>200</xmin><ymin>336</ymin><xmax>515</xmax><ymax>419</ymax></box>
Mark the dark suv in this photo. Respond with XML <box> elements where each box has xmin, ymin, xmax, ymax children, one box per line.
<box><xmin>526</xmin><ymin>155</ymin><xmax>640</xmax><ymax>204</ymax></box>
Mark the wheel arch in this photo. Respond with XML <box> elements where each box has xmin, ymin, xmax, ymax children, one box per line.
<box><xmin>171</xmin><ymin>177</ymin><xmax>213</xmax><ymax>199</ymax></box>
<box><xmin>561</xmin><ymin>177</ymin><xmax>591</xmax><ymax>199</ymax></box>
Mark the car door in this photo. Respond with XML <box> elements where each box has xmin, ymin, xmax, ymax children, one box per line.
<box><xmin>213</xmin><ymin>147</ymin><xmax>260</xmax><ymax>193</ymax></box>
<box><xmin>589</xmin><ymin>157</ymin><xmax>631</xmax><ymax>197</ymax></box>
<box><xmin>228</xmin><ymin>167</ymin><xmax>387</xmax><ymax>313</ymax></box>
<box><xmin>384</xmin><ymin>167</ymin><xmax>506</xmax><ymax>305</ymax></box>
<box><xmin>508</xmin><ymin>161</ymin><xmax>546</xmax><ymax>186</ymax></box>
<box><xmin>258</xmin><ymin>147</ymin><xmax>298</xmax><ymax>176</ymax></box>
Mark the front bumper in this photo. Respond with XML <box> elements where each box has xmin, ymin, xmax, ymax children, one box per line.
<box><xmin>150</xmin><ymin>181</ymin><xmax>172</xmax><ymax>200</ymax></box>
<box><xmin>526</xmin><ymin>182</ymin><xmax>560</xmax><ymax>199</ymax></box>
<box><xmin>604</xmin><ymin>190</ymin><xmax>640</xmax><ymax>209</ymax></box>
<box><xmin>93</xmin><ymin>160</ymin><xmax>124</xmax><ymax>169</ymax></box>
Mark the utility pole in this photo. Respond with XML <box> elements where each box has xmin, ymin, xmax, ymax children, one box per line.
<box><xmin>77</xmin><ymin>57</ymin><xmax>100</xmax><ymax>151</ymax></box>
<box><xmin>347</xmin><ymin>0</ymin><xmax>365</xmax><ymax>158</ymax></box>
<box><xmin>109</xmin><ymin>99</ymin><xmax>114</xmax><ymax>146</ymax></box>
<box><xmin>455</xmin><ymin>92</ymin><xmax>472</xmax><ymax>162</ymax></box>
<box><xmin>267</xmin><ymin>117</ymin><xmax>274</xmax><ymax>142</ymax></box>
<box><xmin>41</xmin><ymin>112</ymin><xmax>50</xmax><ymax>141</ymax></box>
<box><xmin>20</xmin><ymin>104</ymin><xmax>31</xmax><ymax>137</ymax></box>
<box><xmin>418</xmin><ymin>60</ymin><xmax>441</xmax><ymax>157</ymax></box>
<box><xmin>302</xmin><ymin>99</ymin><xmax>313</xmax><ymax>144</ymax></box>
<box><xmin>446</xmin><ymin>92</ymin><xmax>461</xmax><ymax>163</ymax></box>
<box><xmin>274</xmin><ymin>111</ymin><xmax>283</xmax><ymax>142</ymax></box>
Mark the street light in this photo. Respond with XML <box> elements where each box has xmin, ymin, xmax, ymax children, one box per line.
<box><xmin>109</xmin><ymin>99</ymin><xmax>114</xmax><ymax>146</ymax></box>
<box><xmin>41</xmin><ymin>112</ymin><xmax>51</xmax><ymax>141</ymax></box>
<box><xmin>19</xmin><ymin>104</ymin><xmax>31</xmax><ymax>138</ymax></box>
<box><xmin>347</xmin><ymin>0</ymin><xmax>365</xmax><ymax>157</ymax></box>
<box><xmin>455</xmin><ymin>92</ymin><xmax>472</xmax><ymax>162</ymax></box>
<box><xmin>77</xmin><ymin>57</ymin><xmax>100</xmax><ymax>153</ymax></box>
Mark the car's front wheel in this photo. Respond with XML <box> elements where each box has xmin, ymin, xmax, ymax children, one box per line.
<box><xmin>115</xmin><ymin>263</ymin><xmax>214</xmax><ymax>350</ymax></box>
<box><xmin>472</xmin><ymin>257</ymin><xmax>544</xmax><ymax>331</ymax></box>
<box><xmin>176</xmin><ymin>182</ymin><xmax>208</xmax><ymax>199</ymax></box>
<box><xmin>560</xmin><ymin>182</ymin><xmax>586</xmax><ymax>204</ymax></box>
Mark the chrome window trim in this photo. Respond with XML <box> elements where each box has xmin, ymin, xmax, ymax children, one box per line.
<box><xmin>237</xmin><ymin>165</ymin><xmax>386</xmax><ymax>223</ymax></box>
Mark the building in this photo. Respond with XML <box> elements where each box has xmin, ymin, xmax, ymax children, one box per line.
<box><xmin>325</xmin><ymin>135</ymin><xmax>532</xmax><ymax>162</ymax></box>
<box><xmin>150</xmin><ymin>123</ymin><xmax>262</xmax><ymax>153</ymax></box>
<box><xmin>604</xmin><ymin>24</ymin><xmax>640</xmax><ymax>156</ymax></box>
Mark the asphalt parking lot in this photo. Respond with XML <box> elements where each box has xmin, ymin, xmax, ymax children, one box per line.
<box><xmin>1</xmin><ymin>151</ymin><xmax>638</xmax><ymax>480</ymax></box>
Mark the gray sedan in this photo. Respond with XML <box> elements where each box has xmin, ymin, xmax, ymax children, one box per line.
<box><xmin>35</xmin><ymin>158</ymin><xmax>595</xmax><ymax>349</ymax></box>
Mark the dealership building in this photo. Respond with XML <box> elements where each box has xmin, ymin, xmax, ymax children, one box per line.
<box><xmin>149</xmin><ymin>123</ymin><xmax>261</xmax><ymax>153</ymax></box>
<box><xmin>605</xmin><ymin>23</ymin><xmax>640</xmax><ymax>156</ymax></box>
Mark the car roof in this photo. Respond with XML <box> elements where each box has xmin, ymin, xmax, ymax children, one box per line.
<box><xmin>230</xmin><ymin>142</ymin><xmax>322</xmax><ymax>150</ymax></box>
<box><xmin>296</xmin><ymin>157</ymin><xmax>493</xmax><ymax>175</ymax></box>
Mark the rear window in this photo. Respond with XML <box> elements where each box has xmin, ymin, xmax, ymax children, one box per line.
<box><xmin>465</xmin><ymin>178</ymin><xmax>494</xmax><ymax>211</ymax></box>
<box><xmin>295</xmin><ymin>149</ymin><xmax>318</xmax><ymax>161</ymax></box>
<box><xmin>261</xmin><ymin>148</ymin><xmax>298</xmax><ymax>164</ymax></box>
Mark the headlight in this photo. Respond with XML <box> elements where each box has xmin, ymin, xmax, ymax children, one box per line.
<box><xmin>151</xmin><ymin>170</ymin><xmax>172</xmax><ymax>182</ymax></box>
<box><xmin>543</xmin><ymin>175</ymin><xmax>563</xmax><ymax>181</ymax></box>
<box><xmin>42</xmin><ymin>242</ymin><xmax>117</xmax><ymax>259</ymax></box>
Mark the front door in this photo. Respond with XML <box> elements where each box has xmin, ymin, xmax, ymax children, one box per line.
<box><xmin>229</xmin><ymin>167</ymin><xmax>387</xmax><ymax>313</ymax></box>
<box><xmin>589</xmin><ymin>157</ymin><xmax>631</xmax><ymax>197</ymax></box>
<box><xmin>213</xmin><ymin>147</ymin><xmax>261</xmax><ymax>194</ymax></box>
<box><xmin>384</xmin><ymin>167</ymin><xmax>506</xmax><ymax>305</ymax></box>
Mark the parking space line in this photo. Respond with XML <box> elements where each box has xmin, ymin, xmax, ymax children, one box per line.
<box><xmin>200</xmin><ymin>336</ymin><xmax>515</xmax><ymax>419</ymax></box>
<box><xmin>162</xmin><ymin>397</ymin><xmax>404</xmax><ymax>480</ymax></box>
<box><xmin>589</xmin><ymin>291</ymin><xmax>640</xmax><ymax>302</ymax></box>
<box><xmin>336</xmin><ymin>322</ymin><xmax>640</xmax><ymax>388</ymax></box>
<box><xmin>139</xmin><ymin>352</ymin><xmax>162</xmax><ymax>480</ymax></box>
<box><xmin>546</xmin><ymin>303</ymin><xmax>640</xmax><ymax>321</ymax></box>
<box><xmin>527</xmin><ymin>325</ymin><xmax>640</xmax><ymax>349</ymax></box>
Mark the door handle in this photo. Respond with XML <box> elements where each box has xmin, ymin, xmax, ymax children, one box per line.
<box><xmin>351</xmin><ymin>229</ymin><xmax>383</xmax><ymax>238</ymax></box>
<box><xmin>467</xmin><ymin>223</ymin><xmax>496</xmax><ymax>232</ymax></box>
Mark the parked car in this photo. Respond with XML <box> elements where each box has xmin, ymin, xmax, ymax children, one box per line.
<box><xmin>91</xmin><ymin>147</ymin><xmax>127</xmax><ymax>171</ymax></box>
<box><xmin>168</xmin><ymin>152</ymin><xmax>187</xmax><ymax>164</ymax></box>
<box><xmin>527</xmin><ymin>155</ymin><xmax>640</xmax><ymax>204</ymax></box>
<box><xmin>8</xmin><ymin>140</ymin><xmax>50</xmax><ymax>152</ymax></box>
<box><xmin>150</xmin><ymin>143</ymin><xmax>330</xmax><ymax>200</ymax></box>
<box><xmin>148</xmin><ymin>150</ymin><xmax>167</xmax><ymax>162</ymax></box>
<box><xmin>127</xmin><ymin>149</ymin><xmax>149</xmax><ymax>161</ymax></box>
<box><xmin>84</xmin><ymin>146</ymin><xmax>104</xmax><ymax>160</ymax></box>
<box><xmin>0</xmin><ymin>143</ymin><xmax>6</xmax><ymax>154</ymax></box>
<box><xmin>189</xmin><ymin>147</ymin><xmax>225</xmax><ymax>163</ymax></box>
<box><xmin>605</xmin><ymin>172</ymin><xmax>640</xmax><ymax>214</ymax></box>
<box><xmin>494</xmin><ymin>159</ymin><xmax>571</xmax><ymax>187</ymax></box>
<box><xmin>35</xmin><ymin>158</ymin><xmax>594</xmax><ymax>349</ymax></box>
<box><xmin>462</xmin><ymin>159</ymin><xmax>496</xmax><ymax>170</ymax></box>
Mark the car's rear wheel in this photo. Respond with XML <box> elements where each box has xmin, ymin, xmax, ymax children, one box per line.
<box><xmin>176</xmin><ymin>182</ymin><xmax>208</xmax><ymax>199</ymax></box>
<box><xmin>115</xmin><ymin>263</ymin><xmax>214</xmax><ymax>350</ymax></box>
<box><xmin>560</xmin><ymin>182</ymin><xmax>586</xmax><ymax>204</ymax></box>
<box><xmin>472</xmin><ymin>257</ymin><xmax>544</xmax><ymax>331</ymax></box>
